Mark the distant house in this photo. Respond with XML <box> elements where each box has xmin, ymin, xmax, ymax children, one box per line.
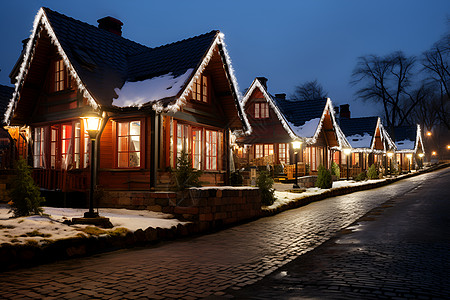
<box><xmin>0</xmin><ymin>84</ymin><xmax>14</xmax><ymax>168</ymax></box>
<box><xmin>4</xmin><ymin>7</ymin><xmax>249</xmax><ymax>198</ymax></box>
<box><xmin>235</xmin><ymin>77</ymin><xmax>350</xmax><ymax>178</ymax></box>
<box><xmin>339</xmin><ymin>115</ymin><xmax>396</xmax><ymax>174</ymax></box>
<box><xmin>394</xmin><ymin>125</ymin><xmax>425</xmax><ymax>170</ymax></box>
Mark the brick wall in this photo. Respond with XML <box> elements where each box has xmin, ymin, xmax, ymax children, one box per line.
<box><xmin>101</xmin><ymin>187</ymin><xmax>261</xmax><ymax>230</ymax></box>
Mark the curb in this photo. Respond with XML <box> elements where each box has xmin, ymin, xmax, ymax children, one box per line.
<box><xmin>261</xmin><ymin>163</ymin><xmax>450</xmax><ymax>217</ymax></box>
<box><xmin>1</xmin><ymin>163</ymin><xmax>448</xmax><ymax>272</ymax></box>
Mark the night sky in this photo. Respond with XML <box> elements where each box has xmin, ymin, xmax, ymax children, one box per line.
<box><xmin>0</xmin><ymin>0</ymin><xmax>449</xmax><ymax>117</ymax></box>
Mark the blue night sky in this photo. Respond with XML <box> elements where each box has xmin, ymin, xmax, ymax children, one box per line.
<box><xmin>0</xmin><ymin>0</ymin><xmax>449</xmax><ymax>117</ymax></box>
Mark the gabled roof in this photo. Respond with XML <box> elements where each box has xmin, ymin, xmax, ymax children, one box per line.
<box><xmin>240</xmin><ymin>78</ymin><xmax>350</xmax><ymax>148</ymax></box>
<box><xmin>394</xmin><ymin>124</ymin><xmax>424</xmax><ymax>153</ymax></box>
<box><xmin>340</xmin><ymin>116</ymin><xmax>378</xmax><ymax>150</ymax></box>
<box><xmin>5</xmin><ymin>7</ymin><xmax>249</xmax><ymax>132</ymax></box>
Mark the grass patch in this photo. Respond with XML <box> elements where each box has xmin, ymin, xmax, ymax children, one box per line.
<box><xmin>17</xmin><ymin>220</ymin><xmax>24</xmax><ymax>224</ymax></box>
<box><xmin>25</xmin><ymin>230</ymin><xmax>52</xmax><ymax>238</ymax></box>
<box><xmin>0</xmin><ymin>225</ymin><xmax>15</xmax><ymax>229</ymax></box>
<box><xmin>77</xmin><ymin>226</ymin><xmax>130</xmax><ymax>237</ymax></box>
<box><xmin>287</xmin><ymin>189</ymin><xmax>306</xmax><ymax>193</ymax></box>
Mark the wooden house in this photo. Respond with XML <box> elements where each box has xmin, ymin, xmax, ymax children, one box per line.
<box><xmin>394</xmin><ymin>125</ymin><xmax>425</xmax><ymax>171</ymax></box>
<box><xmin>234</xmin><ymin>77</ymin><xmax>350</xmax><ymax>178</ymax></box>
<box><xmin>0</xmin><ymin>85</ymin><xmax>14</xmax><ymax>169</ymax></box>
<box><xmin>4</xmin><ymin>7</ymin><xmax>249</xmax><ymax>197</ymax></box>
<box><xmin>339</xmin><ymin>116</ymin><xmax>396</xmax><ymax>176</ymax></box>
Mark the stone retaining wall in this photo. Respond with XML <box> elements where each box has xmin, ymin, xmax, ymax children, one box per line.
<box><xmin>101</xmin><ymin>187</ymin><xmax>262</xmax><ymax>230</ymax></box>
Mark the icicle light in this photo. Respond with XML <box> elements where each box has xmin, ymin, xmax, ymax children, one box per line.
<box><xmin>152</xmin><ymin>32</ymin><xmax>251</xmax><ymax>134</ymax></box>
<box><xmin>5</xmin><ymin>8</ymin><xmax>100</xmax><ymax>125</ymax></box>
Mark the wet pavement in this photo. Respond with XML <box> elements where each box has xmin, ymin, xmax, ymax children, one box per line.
<box><xmin>0</xmin><ymin>168</ymin><xmax>448</xmax><ymax>299</ymax></box>
<box><xmin>226</xmin><ymin>167</ymin><xmax>450</xmax><ymax>299</ymax></box>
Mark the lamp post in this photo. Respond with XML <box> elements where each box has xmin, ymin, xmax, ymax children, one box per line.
<box><xmin>292</xmin><ymin>140</ymin><xmax>302</xmax><ymax>189</ymax></box>
<box><xmin>406</xmin><ymin>153</ymin><xmax>412</xmax><ymax>173</ymax></box>
<box><xmin>387</xmin><ymin>150</ymin><xmax>394</xmax><ymax>175</ymax></box>
<box><xmin>83</xmin><ymin>114</ymin><xmax>102</xmax><ymax>218</ymax></box>
<box><xmin>343</xmin><ymin>148</ymin><xmax>351</xmax><ymax>180</ymax></box>
<box><xmin>418</xmin><ymin>153</ymin><xmax>424</xmax><ymax>169</ymax></box>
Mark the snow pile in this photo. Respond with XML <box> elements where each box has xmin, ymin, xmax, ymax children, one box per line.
<box><xmin>347</xmin><ymin>133</ymin><xmax>373</xmax><ymax>149</ymax></box>
<box><xmin>288</xmin><ymin>118</ymin><xmax>320</xmax><ymax>138</ymax></box>
<box><xmin>395</xmin><ymin>139</ymin><xmax>415</xmax><ymax>150</ymax></box>
<box><xmin>0</xmin><ymin>206</ymin><xmax>185</xmax><ymax>245</ymax></box>
<box><xmin>113</xmin><ymin>68</ymin><xmax>193</xmax><ymax>107</ymax></box>
<box><xmin>268</xmin><ymin>178</ymin><xmax>387</xmax><ymax>210</ymax></box>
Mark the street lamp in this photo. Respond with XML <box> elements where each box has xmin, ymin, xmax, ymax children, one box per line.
<box><xmin>82</xmin><ymin>114</ymin><xmax>102</xmax><ymax>218</ymax></box>
<box><xmin>418</xmin><ymin>153</ymin><xmax>424</xmax><ymax>169</ymax></box>
<box><xmin>426</xmin><ymin>131</ymin><xmax>432</xmax><ymax>137</ymax></box>
<box><xmin>406</xmin><ymin>153</ymin><xmax>413</xmax><ymax>173</ymax></box>
<box><xmin>343</xmin><ymin>148</ymin><xmax>351</xmax><ymax>180</ymax></box>
<box><xmin>387</xmin><ymin>150</ymin><xmax>394</xmax><ymax>175</ymax></box>
<box><xmin>292</xmin><ymin>140</ymin><xmax>302</xmax><ymax>189</ymax></box>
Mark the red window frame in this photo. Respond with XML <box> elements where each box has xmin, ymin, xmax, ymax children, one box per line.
<box><xmin>116</xmin><ymin>120</ymin><xmax>141</xmax><ymax>168</ymax></box>
<box><xmin>191</xmin><ymin>75</ymin><xmax>208</xmax><ymax>103</ymax></box>
<box><xmin>254</xmin><ymin>102</ymin><xmax>269</xmax><ymax>119</ymax></box>
<box><xmin>33</xmin><ymin>127</ymin><xmax>45</xmax><ymax>168</ymax></box>
<box><xmin>205</xmin><ymin>130</ymin><xmax>218</xmax><ymax>170</ymax></box>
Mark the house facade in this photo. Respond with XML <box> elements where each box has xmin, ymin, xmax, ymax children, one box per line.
<box><xmin>394</xmin><ymin>125</ymin><xmax>425</xmax><ymax>171</ymax></box>
<box><xmin>235</xmin><ymin>77</ymin><xmax>350</xmax><ymax>178</ymax></box>
<box><xmin>4</xmin><ymin>8</ymin><xmax>249</xmax><ymax>196</ymax></box>
<box><xmin>339</xmin><ymin>115</ymin><xmax>396</xmax><ymax>175</ymax></box>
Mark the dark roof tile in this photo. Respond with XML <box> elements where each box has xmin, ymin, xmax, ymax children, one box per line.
<box><xmin>339</xmin><ymin>117</ymin><xmax>379</xmax><ymax>137</ymax></box>
<box><xmin>272</xmin><ymin>97</ymin><xmax>327</xmax><ymax>126</ymax></box>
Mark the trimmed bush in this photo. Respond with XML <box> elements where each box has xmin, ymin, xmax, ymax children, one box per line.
<box><xmin>8</xmin><ymin>158</ymin><xmax>44</xmax><ymax>217</ymax></box>
<box><xmin>316</xmin><ymin>164</ymin><xmax>332</xmax><ymax>189</ymax></box>
<box><xmin>172</xmin><ymin>150</ymin><xmax>202</xmax><ymax>191</ymax></box>
<box><xmin>230</xmin><ymin>170</ymin><xmax>244</xmax><ymax>186</ymax></box>
<box><xmin>256</xmin><ymin>170</ymin><xmax>275</xmax><ymax>206</ymax></box>
<box><xmin>367</xmin><ymin>164</ymin><xmax>378</xmax><ymax>179</ymax></box>
<box><xmin>355</xmin><ymin>171</ymin><xmax>367</xmax><ymax>181</ymax></box>
<box><xmin>331</xmin><ymin>161</ymin><xmax>340</xmax><ymax>178</ymax></box>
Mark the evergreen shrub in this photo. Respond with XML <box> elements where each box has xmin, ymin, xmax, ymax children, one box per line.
<box><xmin>316</xmin><ymin>164</ymin><xmax>332</xmax><ymax>189</ymax></box>
<box><xmin>230</xmin><ymin>170</ymin><xmax>244</xmax><ymax>186</ymax></box>
<box><xmin>172</xmin><ymin>150</ymin><xmax>202</xmax><ymax>191</ymax></box>
<box><xmin>256</xmin><ymin>170</ymin><xmax>275</xmax><ymax>206</ymax></box>
<box><xmin>355</xmin><ymin>171</ymin><xmax>367</xmax><ymax>181</ymax></box>
<box><xmin>331</xmin><ymin>161</ymin><xmax>340</xmax><ymax>178</ymax></box>
<box><xmin>8</xmin><ymin>158</ymin><xmax>44</xmax><ymax>217</ymax></box>
<box><xmin>367</xmin><ymin>164</ymin><xmax>378</xmax><ymax>179</ymax></box>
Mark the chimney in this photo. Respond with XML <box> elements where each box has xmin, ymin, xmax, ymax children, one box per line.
<box><xmin>97</xmin><ymin>16</ymin><xmax>123</xmax><ymax>36</ymax></box>
<box><xmin>340</xmin><ymin>104</ymin><xmax>350</xmax><ymax>119</ymax></box>
<box><xmin>256</xmin><ymin>77</ymin><xmax>268</xmax><ymax>90</ymax></box>
<box><xmin>334</xmin><ymin>106</ymin><xmax>340</xmax><ymax>117</ymax></box>
<box><xmin>275</xmin><ymin>93</ymin><xmax>286</xmax><ymax>100</ymax></box>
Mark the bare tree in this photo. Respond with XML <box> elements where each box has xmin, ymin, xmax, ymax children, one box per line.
<box><xmin>291</xmin><ymin>79</ymin><xmax>328</xmax><ymax>101</ymax></box>
<box><xmin>422</xmin><ymin>32</ymin><xmax>450</xmax><ymax>129</ymax></box>
<box><xmin>351</xmin><ymin>51</ymin><xmax>418</xmax><ymax>133</ymax></box>
<box><xmin>409</xmin><ymin>83</ymin><xmax>440</xmax><ymax>131</ymax></box>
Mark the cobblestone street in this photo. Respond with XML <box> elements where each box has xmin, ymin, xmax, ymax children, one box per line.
<box><xmin>226</xmin><ymin>167</ymin><xmax>450</xmax><ymax>299</ymax></box>
<box><xmin>0</xmin><ymin>169</ymin><xmax>447</xmax><ymax>299</ymax></box>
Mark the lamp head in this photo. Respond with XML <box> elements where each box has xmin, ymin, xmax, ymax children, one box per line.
<box><xmin>343</xmin><ymin>148</ymin><xmax>352</xmax><ymax>156</ymax></box>
<box><xmin>292</xmin><ymin>140</ymin><xmax>302</xmax><ymax>150</ymax></box>
<box><xmin>83</xmin><ymin>113</ymin><xmax>102</xmax><ymax>139</ymax></box>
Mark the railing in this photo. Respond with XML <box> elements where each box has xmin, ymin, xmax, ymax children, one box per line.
<box><xmin>32</xmin><ymin>169</ymin><xmax>88</xmax><ymax>192</ymax></box>
<box><xmin>340</xmin><ymin>166</ymin><xmax>363</xmax><ymax>179</ymax></box>
<box><xmin>252</xmin><ymin>155</ymin><xmax>275</xmax><ymax>166</ymax></box>
<box><xmin>285</xmin><ymin>163</ymin><xmax>307</xmax><ymax>179</ymax></box>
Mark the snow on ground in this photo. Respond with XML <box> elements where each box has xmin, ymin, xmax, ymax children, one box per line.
<box><xmin>269</xmin><ymin>178</ymin><xmax>388</xmax><ymax>210</ymax></box>
<box><xmin>0</xmin><ymin>206</ymin><xmax>185</xmax><ymax>245</ymax></box>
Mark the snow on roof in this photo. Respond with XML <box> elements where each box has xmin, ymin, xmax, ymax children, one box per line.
<box><xmin>113</xmin><ymin>68</ymin><xmax>193</xmax><ymax>107</ymax></box>
<box><xmin>287</xmin><ymin>117</ymin><xmax>321</xmax><ymax>138</ymax></box>
<box><xmin>395</xmin><ymin>139</ymin><xmax>415</xmax><ymax>150</ymax></box>
<box><xmin>347</xmin><ymin>132</ymin><xmax>373</xmax><ymax>149</ymax></box>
